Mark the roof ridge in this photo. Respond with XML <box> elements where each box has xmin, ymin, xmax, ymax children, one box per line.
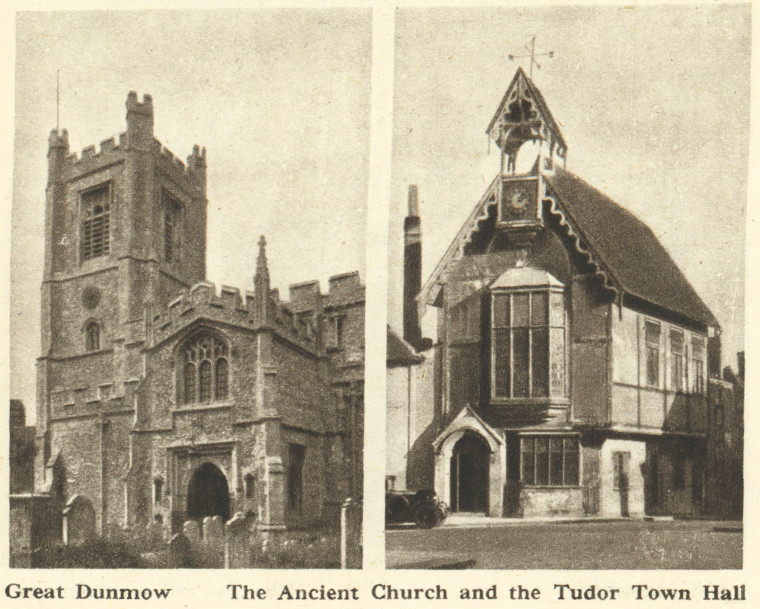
<box><xmin>548</xmin><ymin>167</ymin><xmax>718</xmax><ymax>327</ymax></box>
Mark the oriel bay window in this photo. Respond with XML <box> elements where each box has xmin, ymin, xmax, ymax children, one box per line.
<box><xmin>521</xmin><ymin>436</ymin><xmax>579</xmax><ymax>486</ymax></box>
<box><xmin>491</xmin><ymin>286</ymin><xmax>566</xmax><ymax>399</ymax></box>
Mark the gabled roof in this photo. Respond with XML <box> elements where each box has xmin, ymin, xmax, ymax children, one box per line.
<box><xmin>432</xmin><ymin>405</ymin><xmax>503</xmax><ymax>453</ymax></box>
<box><xmin>545</xmin><ymin>168</ymin><xmax>718</xmax><ymax>327</ymax></box>
<box><xmin>487</xmin><ymin>67</ymin><xmax>567</xmax><ymax>155</ymax></box>
<box><xmin>387</xmin><ymin>326</ymin><xmax>424</xmax><ymax>368</ymax></box>
<box><xmin>419</xmin><ymin>168</ymin><xmax>718</xmax><ymax>329</ymax></box>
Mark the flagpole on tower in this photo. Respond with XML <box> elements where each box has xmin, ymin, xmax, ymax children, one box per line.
<box><xmin>56</xmin><ymin>69</ymin><xmax>60</xmax><ymax>131</ymax></box>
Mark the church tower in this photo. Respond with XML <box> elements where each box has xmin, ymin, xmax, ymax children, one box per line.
<box><xmin>36</xmin><ymin>93</ymin><xmax>208</xmax><ymax>500</ymax></box>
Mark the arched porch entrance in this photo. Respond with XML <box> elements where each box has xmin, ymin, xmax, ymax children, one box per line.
<box><xmin>450</xmin><ymin>433</ymin><xmax>490</xmax><ymax>513</ymax></box>
<box><xmin>433</xmin><ymin>407</ymin><xmax>506</xmax><ymax>517</ymax></box>
<box><xmin>186</xmin><ymin>462</ymin><xmax>230</xmax><ymax>522</ymax></box>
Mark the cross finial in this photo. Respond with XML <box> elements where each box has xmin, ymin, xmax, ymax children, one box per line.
<box><xmin>257</xmin><ymin>235</ymin><xmax>268</xmax><ymax>268</ymax></box>
<box><xmin>255</xmin><ymin>234</ymin><xmax>269</xmax><ymax>283</ymax></box>
<box><xmin>508</xmin><ymin>35</ymin><xmax>554</xmax><ymax>80</ymax></box>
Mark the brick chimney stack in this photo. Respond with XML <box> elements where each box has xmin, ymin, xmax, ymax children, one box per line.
<box><xmin>403</xmin><ymin>185</ymin><xmax>423</xmax><ymax>349</ymax></box>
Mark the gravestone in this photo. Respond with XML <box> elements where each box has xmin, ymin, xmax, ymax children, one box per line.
<box><xmin>183</xmin><ymin>520</ymin><xmax>201</xmax><ymax>546</ymax></box>
<box><xmin>168</xmin><ymin>532</ymin><xmax>192</xmax><ymax>568</ymax></box>
<box><xmin>62</xmin><ymin>495</ymin><xmax>96</xmax><ymax>545</ymax></box>
<box><xmin>203</xmin><ymin>515</ymin><xmax>223</xmax><ymax>546</ymax></box>
<box><xmin>146</xmin><ymin>519</ymin><xmax>164</xmax><ymax>547</ymax></box>
<box><xmin>225</xmin><ymin>512</ymin><xmax>250</xmax><ymax>569</ymax></box>
<box><xmin>340</xmin><ymin>498</ymin><xmax>362</xmax><ymax>569</ymax></box>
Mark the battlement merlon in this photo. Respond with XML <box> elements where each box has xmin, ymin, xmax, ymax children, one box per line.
<box><xmin>327</xmin><ymin>271</ymin><xmax>364</xmax><ymax>306</ymax></box>
<box><xmin>126</xmin><ymin>91</ymin><xmax>154</xmax><ymax>117</ymax></box>
<box><xmin>289</xmin><ymin>280</ymin><xmax>322</xmax><ymax>312</ymax></box>
<box><xmin>125</xmin><ymin>91</ymin><xmax>154</xmax><ymax>148</ymax></box>
<box><xmin>48</xmin><ymin>128</ymin><xmax>69</xmax><ymax>150</ymax></box>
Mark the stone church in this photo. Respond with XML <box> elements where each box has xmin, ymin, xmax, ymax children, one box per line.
<box><xmin>34</xmin><ymin>92</ymin><xmax>364</xmax><ymax>535</ymax></box>
<box><xmin>388</xmin><ymin>67</ymin><xmax>733</xmax><ymax>519</ymax></box>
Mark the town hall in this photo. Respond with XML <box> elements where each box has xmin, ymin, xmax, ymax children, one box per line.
<box><xmin>387</xmin><ymin>65</ymin><xmax>741</xmax><ymax>520</ymax></box>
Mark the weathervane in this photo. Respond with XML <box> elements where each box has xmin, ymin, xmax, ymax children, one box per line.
<box><xmin>509</xmin><ymin>35</ymin><xmax>554</xmax><ymax>79</ymax></box>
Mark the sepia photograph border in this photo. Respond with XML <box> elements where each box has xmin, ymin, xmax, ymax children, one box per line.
<box><xmin>1</xmin><ymin>0</ymin><xmax>758</xmax><ymax>606</ymax></box>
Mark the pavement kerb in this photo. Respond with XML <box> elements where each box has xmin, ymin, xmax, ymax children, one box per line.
<box><xmin>435</xmin><ymin>515</ymin><xmax>672</xmax><ymax>528</ymax></box>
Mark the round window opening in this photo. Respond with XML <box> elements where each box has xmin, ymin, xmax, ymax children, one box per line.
<box><xmin>82</xmin><ymin>286</ymin><xmax>101</xmax><ymax>310</ymax></box>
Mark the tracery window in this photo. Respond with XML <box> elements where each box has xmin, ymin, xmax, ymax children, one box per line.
<box><xmin>85</xmin><ymin>321</ymin><xmax>101</xmax><ymax>352</ymax></box>
<box><xmin>492</xmin><ymin>289</ymin><xmax>565</xmax><ymax>399</ymax></box>
<box><xmin>179</xmin><ymin>332</ymin><xmax>230</xmax><ymax>405</ymax></box>
<box><xmin>81</xmin><ymin>183</ymin><xmax>111</xmax><ymax>261</ymax></box>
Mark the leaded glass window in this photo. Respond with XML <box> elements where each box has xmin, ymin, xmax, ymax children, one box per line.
<box><xmin>492</xmin><ymin>290</ymin><xmax>565</xmax><ymax>399</ymax></box>
<box><xmin>179</xmin><ymin>332</ymin><xmax>230</xmax><ymax>405</ymax></box>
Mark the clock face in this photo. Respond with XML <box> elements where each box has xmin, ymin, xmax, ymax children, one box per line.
<box><xmin>500</xmin><ymin>180</ymin><xmax>537</xmax><ymax>222</ymax></box>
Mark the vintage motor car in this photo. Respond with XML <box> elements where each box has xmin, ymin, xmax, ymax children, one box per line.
<box><xmin>385</xmin><ymin>489</ymin><xmax>449</xmax><ymax>528</ymax></box>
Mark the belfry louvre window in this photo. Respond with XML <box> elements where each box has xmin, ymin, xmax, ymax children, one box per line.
<box><xmin>492</xmin><ymin>290</ymin><xmax>565</xmax><ymax>399</ymax></box>
<box><xmin>521</xmin><ymin>436</ymin><xmax>579</xmax><ymax>487</ymax></box>
<box><xmin>179</xmin><ymin>333</ymin><xmax>230</xmax><ymax>405</ymax></box>
<box><xmin>81</xmin><ymin>183</ymin><xmax>111</xmax><ymax>261</ymax></box>
<box><xmin>163</xmin><ymin>190</ymin><xmax>181</xmax><ymax>263</ymax></box>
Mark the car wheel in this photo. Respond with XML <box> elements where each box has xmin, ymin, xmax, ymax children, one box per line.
<box><xmin>414</xmin><ymin>504</ymin><xmax>439</xmax><ymax>529</ymax></box>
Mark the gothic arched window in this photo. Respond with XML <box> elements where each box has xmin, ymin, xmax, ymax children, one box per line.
<box><xmin>216</xmin><ymin>358</ymin><xmax>229</xmax><ymax>400</ymax></box>
<box><xmin>179</xmin><ymin>332</ymin><xmax>230</xmax><ymax>405</ymax></box>
<box><xmin>183</xmin><ymin>362</ymin><xmax>196</xmax><ymax>405</ymax></box>
<box><xmin>81</xmin><ymin>183</ymin><xmax>111</xmax><ymax>261</ymax></box>
<box><xmin>85</xmin><ymin>321</ymin><xmax>100</xmax><ymax>352</ymax></box>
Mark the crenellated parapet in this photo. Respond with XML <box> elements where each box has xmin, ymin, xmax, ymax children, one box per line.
<box><xmin>52</xmin><ymin>131</ymin><xmax>205</xmax><ymax>195</ymax></box>
<box><xmin>57</xmin><ymin>133</ymin><xmax>127</xmax><ymax>181</ymax></box>
<box><xmin>145</xmin><ymin>280</ymin><xmax>321</xmax><ymax>353</ymax></box>
<box><xmin>148</xmin><ymin>282</ymin><xmax>252</xmax><ymax>347</ymax></box>
<box><xmin>156</xmin><ymin>140</ymin><xmax>207</xmax><ymax>195</ymax></box>
<box><xmin>49</xmin><ymin>92</ymin><xmax>206</xmax><ymax>196</ymax></box>
<box><xmin>49</xmin><ymin>378</ymin><xmax>138</xmax><ymax>417</ymax></box>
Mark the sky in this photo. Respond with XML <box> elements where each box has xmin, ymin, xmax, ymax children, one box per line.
<box><xmin>388</xmin><ymin>4</ymin><xmax>750</xmax><ymax>375</ymax></box>
<box><xmin>11</xmin><ymin>10</ymin><xmax>371</xmax><ymax>418</ymax></box>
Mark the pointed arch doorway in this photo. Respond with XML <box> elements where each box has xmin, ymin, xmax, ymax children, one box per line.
<box><xmin>450</xmin><ymin>433</ymin><xmax>490</xmax><ymax>513</ymax></box>
<box><xmin>433</xmin><ymin>406</ymin><xmax>506</xmax><ymax>517</ymax></box>
<box><xmin>186</xmin><ymin>462</ymin><xmax>230</xmax><ymax>522</ymax></box>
